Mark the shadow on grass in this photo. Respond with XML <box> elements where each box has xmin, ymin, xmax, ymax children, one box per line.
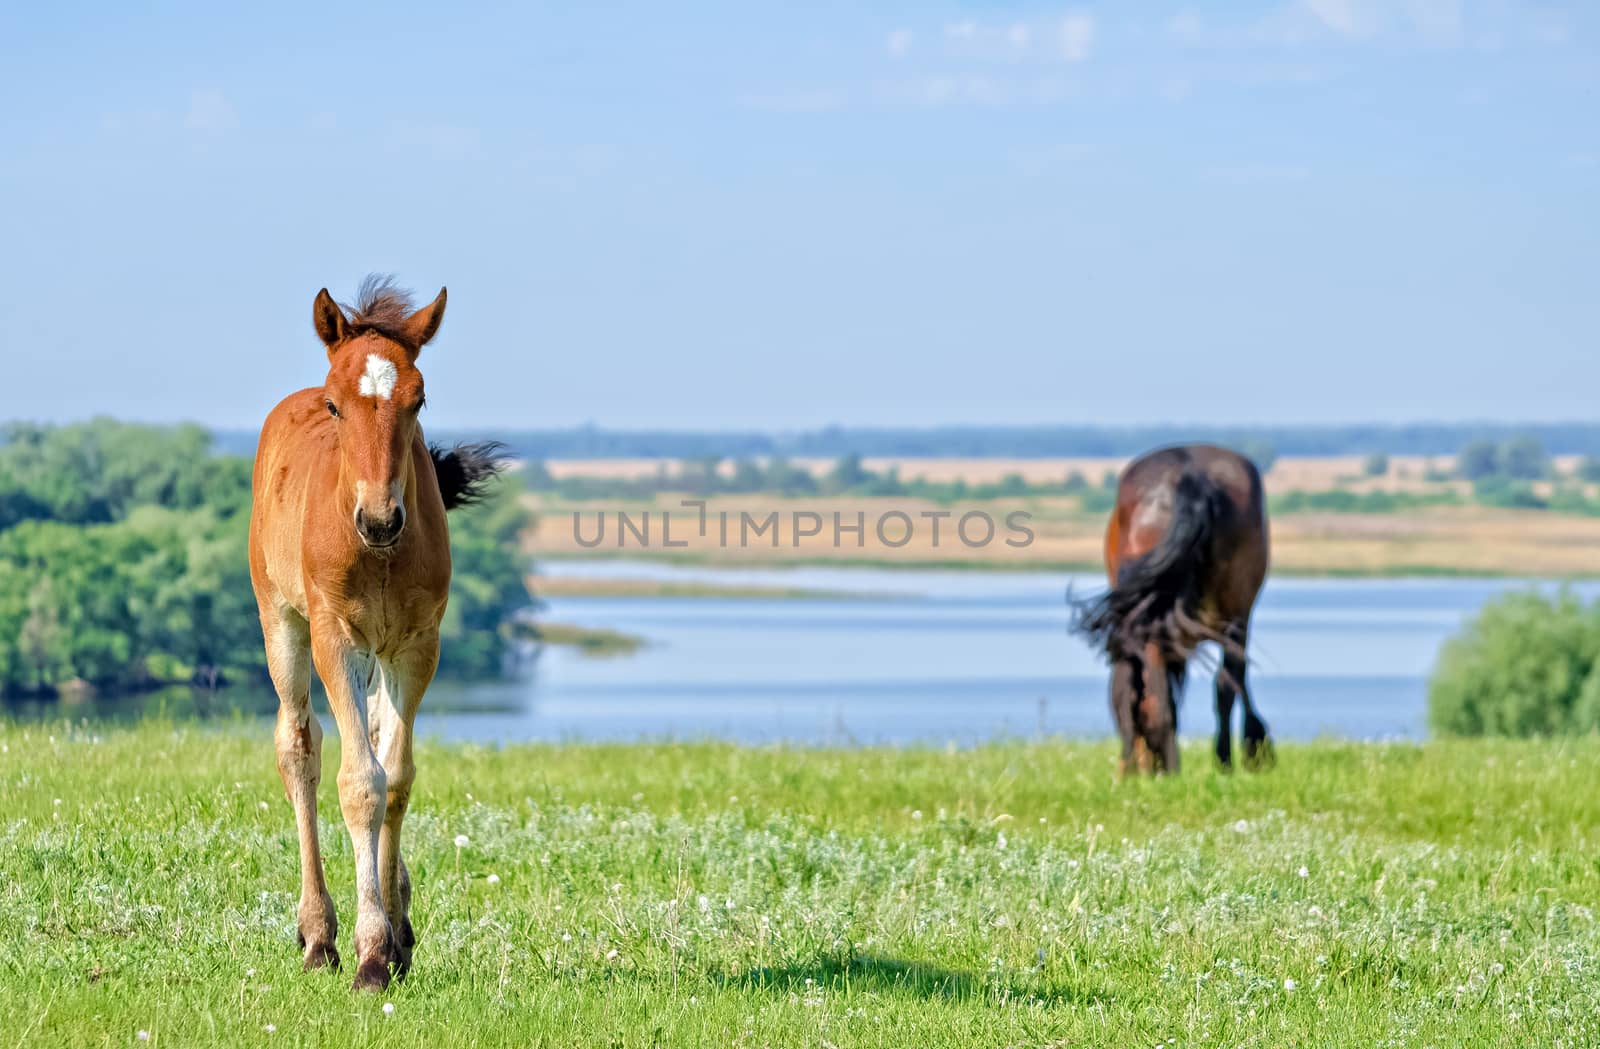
<box><xmin>723</xmin><ymin>954</ymin><xmax>1105</xmax><ymax>1006</ymax></box>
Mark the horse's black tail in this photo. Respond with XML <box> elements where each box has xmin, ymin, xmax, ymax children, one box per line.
<box><xmin>1071</xmin><ymin>467</ymin><xmax>1238</xmax><ymax>694</ymax></box>
<box><xmin>429</xmin><ymin>441</ymin><xmax>508</xmax><ymax>511</ymax></box>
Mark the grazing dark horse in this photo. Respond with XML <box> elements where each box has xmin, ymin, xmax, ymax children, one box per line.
<box><xmin>1072</xmin><ymin>444</ymin><xmax>1271</xmax><ymax>775</ymax></box>
<box><xmin>249</xmin><ymin>276</ymin><xmax>502</xmax><ymax>989</ymax></box>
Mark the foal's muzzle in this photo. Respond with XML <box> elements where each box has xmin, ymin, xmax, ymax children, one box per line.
<box><xmin>355</xmin><ymin>505</ymin><xmax>406</xmax><ymax>548</ymax></box>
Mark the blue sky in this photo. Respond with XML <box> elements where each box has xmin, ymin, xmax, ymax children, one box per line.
<box><xmin>0</xmin><ymin>1</ymin><xmax>1594</xmax><ymax>431</ymax></box>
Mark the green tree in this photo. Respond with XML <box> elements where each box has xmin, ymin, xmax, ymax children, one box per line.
<box><xmin>1430</xmin><ymin>590</ymin><xmax>1600</xmax><ymax>737</ymax></box>
<box><xmin>826</xmin><ymin>453</ymin><xmax>870</xmax><ymax>492</ymax></box>
<box><xmin>1499</xmin><ymin>436</ymin><xmax>1548</xmax><ymax>480</ymax></box>
<box><xmin>436</xmin><ymin>480</ymin><xmax>536</xmax><ymax>678</ymax></box>
<box><xmin>0</xmin><ymin>422</ymin><xmax>537</xmax><ymax>698</ymax></box>
<box><xmin>1456</xmin><ymin>440</ymin><xmax>1501</xmax><ymax>480</ymax></box>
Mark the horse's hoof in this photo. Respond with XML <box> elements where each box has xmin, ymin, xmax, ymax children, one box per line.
<box><xmin>351</xmin><ymin>957</ymin><xmax>392</xmax><ymax>992</ymax></box>
<box><xmin>393</xmin><ymin>920</ymin><xmax>416</xmax><ymax>980</ymax></box>
<box><xmin>302</xmin><ymin>942</ymin><xmax>341</xmax><ymax>972</ymax></box>
<box><xmin>1242</xmin><ymin>738</ymin><xmax>1277</xmax><ymax>771</ymax></box>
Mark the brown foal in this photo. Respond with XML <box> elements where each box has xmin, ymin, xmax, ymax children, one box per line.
<box><xmin>248</xmin><ymin>276</ymin><xmax>499</xmax><ymax>989</ymax></box>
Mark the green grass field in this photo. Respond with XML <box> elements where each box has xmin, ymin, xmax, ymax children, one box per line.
<box><xmin>4</xmin><ymin>724</ymin><xmax>1599</xmax><ymax>1047</ymax></box>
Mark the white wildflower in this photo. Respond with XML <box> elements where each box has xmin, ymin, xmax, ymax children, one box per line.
<box><xmin>1233</xmin><ymin>819</ymin><xmax>1249</xmax><ymax>833</ymax></box>
<box><xmin>137</xmin><ymin>1033</ymin><xmax>150</xmax><ymax>1043</ymax></box>
<box><xmin>264</xmin><ymin>1025</ymin><xmax>276</xmax><ymax>1034</ymax></box>
<box><xmin>454</xmin><ymin>834</ymin><xmax>470</xmax><ymax>848</ymax></box>
<box><xmin>486</xmin><ymin>874</ymin><xmax>501</xmax><ymax>886</ymax></box>
<box><xmin>1297</xmin><ymin>866</ymin><xmax>1309</xmax><ymax>878</ymax></box>
<box><xmin>382</xmin><ymin>1002</ymin><xmax>395</xmax><ymax>1015</ymax></box>
<box><xmin>1283</xmin><ymin>978</ymin><xmax>1296</xmax><ymax>992</ymax></box>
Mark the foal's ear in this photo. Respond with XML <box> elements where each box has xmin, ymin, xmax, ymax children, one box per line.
<box><xmin>401</xmin><ymin>288</ymin><xmax>448</xmax><ymax>353</ymax></box>
<box><xmin>312</xmin><ymin>288</ymin><xmax>348</xmax><ymax>350</ymax></box>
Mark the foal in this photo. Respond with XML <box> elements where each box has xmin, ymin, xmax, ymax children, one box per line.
<box><xmin>248</xmin><ymin>277</ymin><xmax>500</xmax><ymax>989</ymax></box>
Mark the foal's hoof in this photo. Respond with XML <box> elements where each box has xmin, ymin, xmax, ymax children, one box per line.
<box><xmin>393</xmin><ymin>919</ymin><xmax>417</xmax><ymax>980</ymax></box>
<box><xmin>352</xmin><ymin>956</ymin><xmax>393</xmax><ymax>992</ymax></box>
<box><xmin>1242</xmin><ymin>737</ymin><xmax>1277</xmax><ymax>771</ymax></box>
<box><xmin>302</xmin><ymin>942</ymin><xmax>341</xmax><ymax>972</ymax></box>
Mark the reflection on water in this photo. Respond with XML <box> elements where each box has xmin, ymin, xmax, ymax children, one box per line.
<box><xmin>24</xmin><ymin>563</ymin><xmax>1597</xmax><ymax>746</ymax></box>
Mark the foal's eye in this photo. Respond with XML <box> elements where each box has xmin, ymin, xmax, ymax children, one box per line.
<box><xmin>325</xmin><ymin>399</ymin><xmax>341</xmax><ymax>418</ymax></box>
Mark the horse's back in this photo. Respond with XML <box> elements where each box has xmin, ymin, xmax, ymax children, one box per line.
<box><xmin>1121</xmin><ymin>444</ymin><xmax>1261</xmax><ymax>512</ymax></box>
<box><xmin>1108</xmin><ymin>444</ymin><xmax>1268</xmax><ymax>594</ymax></box>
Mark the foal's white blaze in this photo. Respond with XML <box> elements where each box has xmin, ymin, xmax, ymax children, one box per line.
<box><xmin>359</xmin><ymin>354</ymin><xmax>399</xmax><ymax>400</ymax></box>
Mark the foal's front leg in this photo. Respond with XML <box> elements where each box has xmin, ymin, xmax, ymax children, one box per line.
<box><xmin>370</xmin><ymin>634</ymin><xmax>437</xmax><ymax>977</ymax></box>
<box><xmin>261</xmin><ymin>608</ymin><xmax>338</xmax><ymax>969</ymax></box>
<box><xmin>311</xmin><ymin>626</ymin><xmax>397</xmax><ymax>991</ymax></box>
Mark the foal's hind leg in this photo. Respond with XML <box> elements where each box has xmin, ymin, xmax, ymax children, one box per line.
<box><xmin>261</xmin><ymin>606</ymin><xmax>339</xmax><ymax>970</ymax></box>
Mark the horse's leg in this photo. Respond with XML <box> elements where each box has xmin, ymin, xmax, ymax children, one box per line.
<box><xmin>261</xmin><ymin>605</ymin><xmax>338</xmax><ymax>970</ymax></box>
<box><xmin>1214</xmin><ymin>625</ymin><xmax>1246</xmax><ymax>770</ymax></box>
<box><xmin>1109</xmin><ymin>656</ymin><xmax>1140</xmax><ymax>777</ymax></box>
<box><xmin>371</xmin><ymin>633</ymin><xmax>437</xmax><ymax>979</ymax></box>
<box><xmin>1140</xmin><ymin>641</ymin><xmax>1179</xmax><ymax>774</ymax></box>
<box><xmin>1235</xmin><ymin>627</ymin><xmax>1275</xmax><ymax>771</ymax></box>
<box><xmin>310</xmin><ymin>627</ymin><xmax>396</xmax><ymax>991</ymax></box>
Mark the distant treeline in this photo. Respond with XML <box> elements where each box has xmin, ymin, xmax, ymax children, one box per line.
<box><xmin>212</xmin><ymin>422</ymin><xmax>1600</xmax><ymax>460</ymax></box>
<box><xmin>526</xmin><ymin>453</ymin><xmax>1123</xmax><ymax>508</ymax></box>
<box><xmin>526</xmin><ymin>439</ymin><xmax>1600</xmax><ymax>517</ymax></box>
<box><xmin>0</xmin><ymin>421</ymin><xmax>534</xmax><ymax>700</ymax></box>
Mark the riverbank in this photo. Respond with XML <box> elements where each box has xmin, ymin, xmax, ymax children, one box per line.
<box><xmin>3</xmin><ymin>724</ymin><xmax>1596</xmax><ymax>1047</ymax></box>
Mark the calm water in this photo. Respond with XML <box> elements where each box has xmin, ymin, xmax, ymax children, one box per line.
<box><xmin>36</xmin><ymin>564</ymin><xmax>1591</xmax><ymax>745</ymax></box>
<box><xmin>395</xmin><ymin>562</ymin><xmax>1598</xmax><ymax>746</ymax></box>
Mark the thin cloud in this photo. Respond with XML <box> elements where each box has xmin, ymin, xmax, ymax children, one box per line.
<box><xmin>1303</xmin><ymin>0</ymin><xmax>1365</xmax><ymax>38</ymax></box>
<box><xmin>183</xmin><ymin>89</ymin><xmax>238</xmax><ymax>133</ymax></box>
<box><xmin>875</xmin><ymin>75</ymin><xmax>1072</xmax><ymax>109</ymax></box>
<box><xmin>1170</xmin><ymin>0</ymin><xmax>1471</xmax><ymax>49</ymax></box>
<box><xmin>737</xmin><ymin>89</ymin><xmax>848</xmax><ymax>113</ymax></box>
<box><xmin>886</xmin><ymin>28</ymin><xmax>912</xmax><ymax>58</ymax></box>
<box><xmin>1010</xmin><ymin>142</ymin><xmax>1099</xmax><ymax>177</ymax></box>
<box><xmin>1058</xmin><ymin>13</ymin><xmax>1096</xmax><ymax>62</ymax></box>
<box><xmin>1204</xmin><ymin>163</ymin><xmax>1312</xmax><ymax>184</ymax></box>
<box><xmin>389</xmin><ymin>120</ymin><xmax>481</xmax><ymax>156</ymax></box>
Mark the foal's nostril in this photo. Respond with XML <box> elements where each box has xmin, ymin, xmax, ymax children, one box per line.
<box><xmin>355</xmin><ymin>506</ymin><xmax>405</xmax><ymax>547</ymax></box>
